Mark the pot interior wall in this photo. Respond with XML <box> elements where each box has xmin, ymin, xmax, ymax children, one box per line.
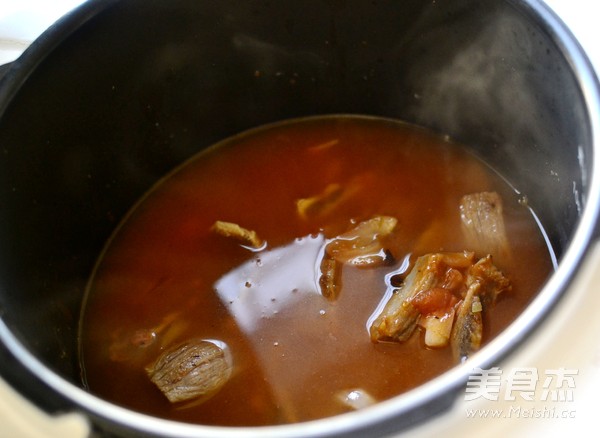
<box><xmin>0</xmin><ymin>0</ymin><xmax>591</xmax><ymax>417</ymax></box>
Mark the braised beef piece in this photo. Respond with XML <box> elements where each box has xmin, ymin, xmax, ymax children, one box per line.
<box><xmin>369</xmin><ymin>251</ymin><xmax>510</xmax><ymax>363</ymax></box>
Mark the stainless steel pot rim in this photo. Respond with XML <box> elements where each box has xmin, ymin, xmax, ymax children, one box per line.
<box><xmin>1</xmin><ymin>0</ymin><xmax>600</xmax><ymax>436</ymax></box>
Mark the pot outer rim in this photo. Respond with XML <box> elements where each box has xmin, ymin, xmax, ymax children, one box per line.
<box><xmin>0</xmin><ymin>0</ymin><xmax>600</xmax><ymax>436</ymax></box>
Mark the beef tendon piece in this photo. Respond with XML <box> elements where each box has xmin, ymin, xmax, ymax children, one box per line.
<box><xmin>318</xmin><ymin>216</ymin><xmax>397</xmax><ymax>300</ymax></box>
<box><xmin>369</xmin><ymin>251</ymin><xmax>474</xmax><ymax>342</ymax></box>
<box><xmin>459</xmin><ymin>191</ymin><xmax>511</xmax><ymax>263</ymax></box>
<box><xmin>319</xmin><ymin>252</ymin><xmax>343</xmax><ymax>301</ymax></box>
<box><xmin>451</xmin><ymin>256</ymin><xmax>511</xmax><ymax>362</ymax></box>
<box><xmin>451</xmin><ymin>288</ymin><xmax>483</xmax><ymax>363</ymax></box>
<box><xmin>325</xmin><ymin>216</ymin><xmax>397</xmax><ymax>268</ymax></box>
<box><xmin>296</xmin><ymin>173</ymin><xmax>375</xmax><ymax>221</ymax></box>
<box><xmin>146</xmin><ymin>339</ymin><xmax>232</xmax><ymax>404</ymax></box>
<box><xmin>296</xmin><ymin>183</ymin><xmax>345</xmax><ymax>220</ymax></box>
<box><xmin>211</xmin><ymin>221</ymin><xmax>264</xmax><ymax>249</ymax></box>
<box><xmin>468</xmin><ymin>254</ymin><xmax>512</xmax><ymax>308</ymax></box>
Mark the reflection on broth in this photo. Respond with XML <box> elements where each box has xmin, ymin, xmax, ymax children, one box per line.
<box><xmin>79</xmin><ymin>116</ymin><xmax>553</xmax><ymax>426</ymax></box>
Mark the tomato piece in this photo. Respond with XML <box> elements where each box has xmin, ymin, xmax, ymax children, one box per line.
<box><xmin>411</xmin><ymin>287</ymin><xmax>458</xmax><ymax>315</ymax></box>
<box><xmin>442</xmin><ymin>268</ymin><xmax>464</xmax><ymax>292</ymax></box>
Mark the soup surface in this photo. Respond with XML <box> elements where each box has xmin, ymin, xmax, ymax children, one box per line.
<box><xmin>79</xmin><ymin>116</ymin><xmax>554</xmax><ymax>426</ymax></box>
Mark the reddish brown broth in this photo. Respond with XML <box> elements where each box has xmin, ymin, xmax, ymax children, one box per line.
<box><xmin>79</xmin><ymin>116</ymin><xmax>553</xmax><ymax>426</ymax></box>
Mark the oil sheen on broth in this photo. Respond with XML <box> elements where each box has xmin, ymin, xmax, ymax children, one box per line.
<box><xmin>79</xmin><ymin>116</ymin><xmax>553</xmax><ymax>426</ymax></box>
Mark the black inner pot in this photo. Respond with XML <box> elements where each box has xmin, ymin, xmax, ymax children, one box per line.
<box><xmin>0</xmin><ymin>0</ymin><xmax>594</xmax><ymax>436</ymax></box>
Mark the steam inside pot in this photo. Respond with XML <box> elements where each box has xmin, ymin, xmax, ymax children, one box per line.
<box><xmin>78</xmin><ymin>115</ymin><xmax>553</xmax><ymax>426</ymax></box>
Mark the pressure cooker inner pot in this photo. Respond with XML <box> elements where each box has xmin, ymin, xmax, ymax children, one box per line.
<box><xmin>0</xmin><ymin>0</ymin><xmax>592</xmax><ymax>434</ymax></box>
